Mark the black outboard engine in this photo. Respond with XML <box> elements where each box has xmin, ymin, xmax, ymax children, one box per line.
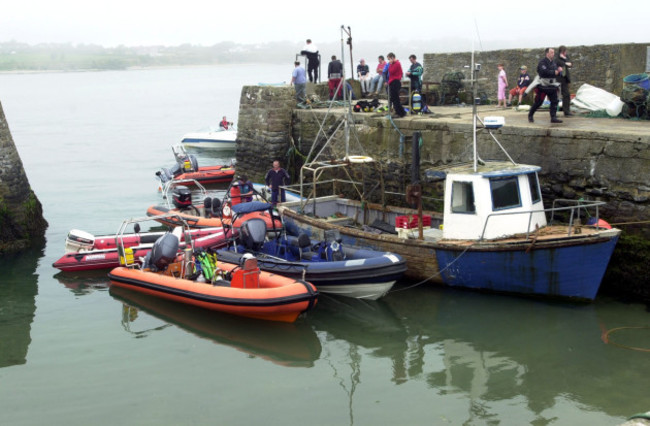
<box><xmin>240</xmin><ymin>219</ymin><xmax>267</xmax><ymax>251</ymax></box>
<box><xmin>144</xmin><ymin>233</ymin><xmax>179</xmax><ymax>271</ymax></box>
<box><xmin>172</xmin><ymin>185</ymin><xmax>192</xmax><ymax>209</ymax></box>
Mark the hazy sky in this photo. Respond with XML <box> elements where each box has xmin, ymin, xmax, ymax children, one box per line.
<box><xmin>2</xmin><ymin>0</ymin><xmax>648</xmax><ymax>51</ymax></box>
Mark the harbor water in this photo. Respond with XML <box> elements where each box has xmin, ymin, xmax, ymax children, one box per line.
<box><xmin>1</xmin><ymin>65</ymin><xmax>649</xmax><ymax>425</ymax></box>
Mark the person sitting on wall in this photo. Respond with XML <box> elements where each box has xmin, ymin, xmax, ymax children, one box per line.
<box><xmin>507</xmin><ymin>65</ymin><xmax>531</xmax><ymax>106</ymax></box>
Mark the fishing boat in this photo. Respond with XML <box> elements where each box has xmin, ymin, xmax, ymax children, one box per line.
<box><xmin>107</xmin><ymin>218</ymin><xmax>318</xmax><ymax>323</ymax></box>
<box><xmin>276</xmin><ymin>57</ymin><xmax>620</xmax><ymax>301</ymax></box>
<box><xmin>156</xmin><ymin>144</ymin><xmax>235</xmax><ymax>188</ymax></box>
<box><xmin>215</xmin><ymin>202</ymin><xmax>407</xmax><ymax>300</ymax></box>
<box><xmin>53</xmin><ymin>217</ymin><xmax>228</xmax><ymax>272</ymax></box>
<box><xmin>181</xmin><ymin>126</ymin><xmax>237</xmax><ymax>150</ymax></box>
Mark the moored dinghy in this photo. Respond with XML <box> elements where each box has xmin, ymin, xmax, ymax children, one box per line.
<box><xmin>108</xmin><ymin>218</ymin><xmax>318</xmax><ymax>323</ymax></box>
<box><xmin>156</xmin><ymin>144</ymin><xmax>235</xmax><ymax>188</ymax></box>
<box><xmin>53</xmin><ymin>219</ymin><xmax>228</xmax><ymax>272</ymax></box>
<box><xmin>216</xmin><ymin>202</ymin><xmax>407</xmax><ymax>300</ymax></box>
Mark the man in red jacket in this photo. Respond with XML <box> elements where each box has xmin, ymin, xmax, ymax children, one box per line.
<box><xmin>386</xmin><ymin>52</ymin><xmax>406</xmax><ymax>118</ymax></box>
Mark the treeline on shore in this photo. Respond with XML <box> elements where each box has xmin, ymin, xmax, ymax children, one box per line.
<box><xmin>0</xmin><ymin>41</ymin><xmax>298</xmax><ymax>71</ymax></box>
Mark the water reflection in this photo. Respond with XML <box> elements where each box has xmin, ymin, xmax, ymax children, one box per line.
<box><xmin>109</xmin><ymin>286</ymin><xmax>322</xmax><ymax>367</ymax></box>
<box><xmin>53</xmin><ymin>271</ymin><xmax>110</xmax><ymax>296</ymax></box>
<box><xmin>310</xmin><ymin>286</ymin><xmax>648</xmax><ymax>423</ymax></box>
<box><xmin>0</xmin><ymin>247</ymin><xmax>42</xmax><ymax>368</ymax></box>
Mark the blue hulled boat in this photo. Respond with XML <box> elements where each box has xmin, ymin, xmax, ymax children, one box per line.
<box><xmin>216</xmin><ymin>202</ymin><xmax>407</xmax><ymax>300</ymax></box>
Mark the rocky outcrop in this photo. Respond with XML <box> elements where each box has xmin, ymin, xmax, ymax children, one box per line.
<box><xmin>0</xmin><ymin>101</ymin><xmax>48</xmax><ymax>253</ymax></box>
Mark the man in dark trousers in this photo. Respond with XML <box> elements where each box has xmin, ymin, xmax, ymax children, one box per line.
<box><xmin>528</xmin><ymin>47</ymin><xmax>563</xmax><ymax>124</ymax></box>
<box><xmin>300</xmin><ymin>39</ymin><xmax>320</xmax><ymax>83</ymax></box>
<box><xmin>555</xmin><ymin>45</ymin><xmax>573</xmax><ymax>116</ymax></box>
<box><xmin>265</xmin><ymin>160</ymin><xmax>291</xmax><ymax>205</ymax></box>
<box><xmin>327</xmin><ymin>55</ymin><xmax>343</xmax><ymax>100</ymax></box>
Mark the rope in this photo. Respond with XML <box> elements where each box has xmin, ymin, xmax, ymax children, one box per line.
<box><xmin>601</xmin><ymin>326</ymin><xmax>650</xmax><ymax>353</ymax></box>
<box><xmin>388</xmin><ymin>243</ymin><xmax>474</xmax><ymax>293</ymax></box>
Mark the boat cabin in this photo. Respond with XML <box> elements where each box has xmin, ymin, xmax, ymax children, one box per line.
<box><xmin>442</xmin><ymin>162</ymin><xmax>547</xmax><ymax>240</ymax></box>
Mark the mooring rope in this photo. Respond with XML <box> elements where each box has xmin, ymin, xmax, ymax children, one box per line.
<box><xmin>388</xmin><ymin>243</ymin><xmax>474</xmax><ymax>293</ymax></box>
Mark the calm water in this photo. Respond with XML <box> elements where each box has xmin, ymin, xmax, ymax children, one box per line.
<box><xmin>1</xmin><ymin>65</ymin><xmax>649</xmax><ymax>425</ymax></box>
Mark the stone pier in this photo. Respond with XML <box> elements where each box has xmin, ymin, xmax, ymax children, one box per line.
<box><xmin>235</xmin><ymin>84</ymin><xmax>650</xmax><ymax>300</ymax></box>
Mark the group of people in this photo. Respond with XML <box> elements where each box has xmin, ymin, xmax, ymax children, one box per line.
<box><xmin>497</xmin><ymin>46</ymin><xmax>573</xmax><ymax>123</ymax></box>
<box><xmin>290</xmin><ymin>39</ymin><xmax>424</xmax><ymax>118</ymax></box>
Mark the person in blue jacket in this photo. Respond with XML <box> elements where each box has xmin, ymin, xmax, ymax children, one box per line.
<box><xmin>265</xmin><ymin>160</ymin><xmax>291</xmax><ymax>205</ymax></box>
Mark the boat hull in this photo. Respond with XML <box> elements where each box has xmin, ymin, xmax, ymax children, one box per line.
<box><xmin>108</xmin><ymin>263</ymin><xmax>318</xmax><ymax>323</ymax></box>
<box><xmin>216</xmin><ymin>247</ymin><xmax>407</xmax><ymax>300</ymax></box>
<box><xmin>279</xmin><ymin>202</ymin><xmax>621</xmax><ymax>301</ymax></box>
<box><xmin>53</xmin><ymin>228</ymin><xmax>228</xmax><ymax>272</ymax></box>
<box><xmin>172</xmin><ymin>166</ymin><xmax>235</xmax><ymax>185</ymax></box>
<box><xmin>181</xmin><ymin>131</ymin><xmax>236</xmax><ymax>150</ymax></box>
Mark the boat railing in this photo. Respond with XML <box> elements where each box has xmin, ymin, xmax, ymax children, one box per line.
<box><xmin>480</xmin><ymin>199</ymin><xmax>608</xmax><ymax>241</ymax></box>
<box><xmin>115</xmin><ymin>213</ymin><xmax>194</xmax><ymax>272</ymax></box>
<box><xmin>160</xmin><ymin>178</ymin><xmax>208</xmax><ymax>208</ymax></box>
<box><xmin>283</xmin><ymin>177</ymin><xmax>442</xmax><ymax>214</ymax></box>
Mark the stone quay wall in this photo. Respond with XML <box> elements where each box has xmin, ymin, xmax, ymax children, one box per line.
<box><xmin>422</xmin><ymin>43</ymin><xmax>649</xmax><ymax>102</ymax></box>
<box><xmin>235</xmin><ymin>84</ymin><xmax>650</xmax><ymax>299</ymax></box>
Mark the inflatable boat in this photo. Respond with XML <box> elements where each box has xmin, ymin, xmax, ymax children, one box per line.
<box><xmin>148</xmin><ymin>184</ymin><xmax>283</xmax><ymax>231</ymax></box>
<box><xmin>108</xmin><ymin>233</ymin><xmax>318</xmax><ymax>323</ymax></box>
<box><xmin>53</xmin><ymin>221</ymin><xmax>228</xmax><ymax>272</ymax></box>
<box><xmin>216</xmin><ymin>203</ymin><xmax>407</xmax><ymax>300</ymax></box>
<box><xmin>156</xmin><ymin>144</ymin><xmax>235</xmax><ymax>188</ymax></box>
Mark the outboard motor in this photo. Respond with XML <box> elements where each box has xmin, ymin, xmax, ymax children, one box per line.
<box><xmin>240</xmin><ymin>219</ymin><xmax>267</xmax><ymax>251</ymax></box>
<box><xmin>145</xmin><ymin>233</ymin><xmax>179</xmax><ymax>271</ymax></box>
<box><xmin>172</xmin><ymin>185</ymin><xmax>192</xmax><ymax>209</ymax></box>
<box><xmin>156</xmin><ymin>167</ymin><xmax>174</xmax><ymax>185</ymax></box>
<box><xmin>178</xmin><ymin>154</ymin><xmax>199</xmax><ymax>173</ymax></box>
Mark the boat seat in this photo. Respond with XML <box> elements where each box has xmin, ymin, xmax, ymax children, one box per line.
<box><xmin>298</xmin><ymin>233</ymin><xmax>318</xmax><ymax>260</ymax></box>
<box><xmin>203</xmin><ymin>197</ymin><xmax>213</xmax><ymax>218</ymax></box>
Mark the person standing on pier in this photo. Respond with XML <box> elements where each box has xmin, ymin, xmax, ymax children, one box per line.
<box><xmin>300</xmin><ymin>39</ymin><xmax>320</xmax><ymax>83</ymax></box>
<box><xmin>528</xmin><ymin>47</ymin><xmax>563</xmax><ymax>124</ymax></box>
<box><xmin>386</xmin><ymin>52</ymin><xmax>406</xmax><ymax>118</ymax></box>
<box><xmin>291</xmin><ymin>61</ymin><xmax>307</xmax><ymax>105</ymax></box>
<box><xmin>327</xmin><ymin>55</ymin><xmax>343</xmax><ymax>100</ymax></box>
<box><xmin>555</xmin><ymin>45</ymin><xmax>574</xmax><ymax>116</ymax></box>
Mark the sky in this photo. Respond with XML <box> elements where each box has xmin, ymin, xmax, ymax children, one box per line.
<box><xmin>2</xmin><ymin>0</ymin><xmax>649</xmax><ymax>52</ymax></box>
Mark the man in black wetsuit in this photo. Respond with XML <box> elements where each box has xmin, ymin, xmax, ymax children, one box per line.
<box><xmin>300</xmin><ymin>39</ymin><xmax>320</xmax><ymax>83</ymax></box>
<box><xmin>528</xmin><ymin>47</ymin><xmax>563</xmax><ymax>124</ymax></box>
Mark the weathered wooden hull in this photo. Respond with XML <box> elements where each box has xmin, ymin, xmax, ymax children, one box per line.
<box><xmin>279</xmin><ymin>200</ymin><xmax>620</xmax><ymax>300</ymax></box>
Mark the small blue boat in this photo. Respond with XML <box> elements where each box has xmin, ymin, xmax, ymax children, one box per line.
<box><xmin>216</xmin><ymin>202</ymin><xmax>407</xmax><ymax>300</ymax></box>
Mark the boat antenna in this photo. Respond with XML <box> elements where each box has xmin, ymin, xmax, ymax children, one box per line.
<box><xmin>471</xmin><ymin>40</ymin><xmax>479</xmax><ymax>172</ymax></box>
<box><xmin>340</xmin><ymin>25</ymin><xmax>351</xmax><ymax>156</ymax></box>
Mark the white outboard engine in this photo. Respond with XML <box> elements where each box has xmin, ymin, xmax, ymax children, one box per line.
<box><xmin>240</xmin><ymin>219</ymin><xmax>267</xmax><ymax>251</ymax></box>
<box><xmin>144</xmin><ymin>233</ymin><xmax>179</xmax><ymax>271</ymax></box>
<box><xmin>65</xmin><ymin>229</ymin><xmax>95</xmax><ymax>252</ymax></box>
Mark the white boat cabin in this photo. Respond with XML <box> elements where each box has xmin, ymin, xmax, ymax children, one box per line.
<box><xmin>442</xmin><ymin>162</ymin><xmax>547</xmax><ymax>240</ymax></box>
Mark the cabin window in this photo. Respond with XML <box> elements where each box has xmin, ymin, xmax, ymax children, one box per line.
<box><xmin>451</xmin><ymin>181</ymin><xmax>475</xmax><ymax>213</ymax></box>
<box><xmin>490</xmin><ymin>177</ymin><xmax>521</xmax><ymax>210</ymax></box>
<box><xmin>528</xmin><ymin>173</ymin><xmax>541</xmax><ymax>204</ymax></box>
